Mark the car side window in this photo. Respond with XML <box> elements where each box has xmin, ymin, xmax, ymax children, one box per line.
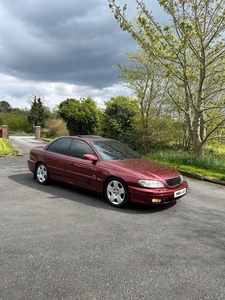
<box><xmin>68</xmin><ymin>139</ymin><xmax>95</xmax><ymax>158</ymax></box>
<box><xmin>47</xmin><ymin>138</ymin><xmax>72</xmax><ymax>155</ymax></box>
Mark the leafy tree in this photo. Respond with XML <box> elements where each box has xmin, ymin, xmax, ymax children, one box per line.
<box><xmin>11</xmin><ymin>108</ymin><xmax>29</xmax><ymax>115</ymax></box>
<box><xmin>57</xmin><ymin>97</ymin><xmax>100</xmax><ymax>135</ymax></box>
<box><xmin>103</xmin><ymin>96</ymin><xmax>139</xmax><ymax>147</ymax></box>
<box><xmin>118</xmin><ymin>49</ymin><xmax>182</xmax><ymax>151</ymax></box>
<box><xmin>1</xmin><ymin>113</ymin><xmax>30</xmax><ymax>132</ymax></box>
<box><xmin>0</xmin><ymin>101</ymin><xmax>12</xmax><ymax>113</ymax></box>
<box><xmin>28</xmin><ymin>96</ymin><xmax>46</xmax><ymax>129</ymax></box>
<box><xmin>109</xmin><ymin>0</ymin><xmax>225</xmax><ymax>156</ymax></box>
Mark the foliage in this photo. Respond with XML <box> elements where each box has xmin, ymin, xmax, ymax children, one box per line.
<box><xmin>0</xmin><ymin>138</ymin><xmax>14</xmax><ymax>156</ymax></box>
<box><xmin>103</xmin><ymin>96</ymin><xmax>139</xmax><ymax>146</ymax></box>
<box><xmin>205</xmin><ymin>140</ymin><xmax>225</xmax><ymax>156</ymax></box>
<box><xmin>0</xmin><ymin>101</ymin><xmax>12</xmax><ymax>113</ymax></box>
<box><xmin>28</xmin><ymin>96</ymin><xmax>46</xmax><ymax>129</ymax></box>
<box><xmin>145</xmin><ymin>149</ymin><xmax>225</xmax><ymax>180</ymax></box>
<box><xmin>109</xmin><ymin>0</ymin><xmax>225</xmax><ymax>157</ymax></box>
<box><xmin>57</xmin><ymin>97</ymin><xmax>100</xmax><ymax>135</ymax></box>
<box><xmin>11</xmin><ymin>108</ymin><xmax>29</xmax><ymax>115</ymax></box>
<box><xmin>45</xmin><ymin>118</ymin><xmax>69</xmax><ymax>137</ymax></box>
<box><xmin>118</xmin><ymin>49</ymin><xmax>189</xmax><ymax>151</ymax></box>
<box><xmin>0</xmin><ymin>113</ymin><xmax>31</xmax><ymax>133</ymax></box>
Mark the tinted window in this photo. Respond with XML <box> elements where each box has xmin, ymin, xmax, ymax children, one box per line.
<box><xmin>47</xmin><ymin>138</ymin><xmax>72</xmax><ymax>155</ymax></box>
<box><xmin>91</xmin><ymin>140</ymin><xmax>140</xmax><ymax>161</ymax></box>
<box><xmin>68</xmin><ymin>139</ymin><xmax>95</xmax><ymax>158</ymax></box>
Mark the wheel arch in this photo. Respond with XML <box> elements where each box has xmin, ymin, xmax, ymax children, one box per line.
<box><xmin>103</xmin><ymin>175</ymin><xmax>129</xmax><ymax>191</ymax></box>
<box><xmin>34</xmin><ymin>161</ymin><xmax>43</xmax><ymax>179</ymax></box>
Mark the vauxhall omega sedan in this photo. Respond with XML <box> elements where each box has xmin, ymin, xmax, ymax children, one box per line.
<box><xmin>27</xmin><ymin>135</ymin><xmax>188</xmax><ymax>208</ymax></box>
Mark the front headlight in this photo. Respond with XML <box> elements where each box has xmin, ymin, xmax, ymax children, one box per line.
<box><xmin>138</xmin><ymin>180</ymin><xmax>165</xmax><ymax>188</ymax></box>
<box><xmin>180</xmin><ymin>174</ymin><xmax>183</xmax><ymax>183</ymax></box>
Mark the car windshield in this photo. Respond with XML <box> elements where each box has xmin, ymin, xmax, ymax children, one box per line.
<box><xmin>91</xmin><ymin>140</ymin><xmax>140</xmax><ymax>161</ymax></box>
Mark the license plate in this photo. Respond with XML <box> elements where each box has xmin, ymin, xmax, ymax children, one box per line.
<box><xmin>174</xmin><ymin>188</ymin><xmax>186</xmax><ymax>198</ymax></box>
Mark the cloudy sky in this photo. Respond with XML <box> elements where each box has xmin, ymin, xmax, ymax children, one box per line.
<box><xmin>0</xmin><ymin>0</ymin><xmax>165</xmax><ymax>110</ymax></box>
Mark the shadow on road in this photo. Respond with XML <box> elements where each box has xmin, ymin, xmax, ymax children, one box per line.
<box><xmin>9</xmin><ymin>172</ymin><xmax>177</xmax><ymax>214</ymax></box>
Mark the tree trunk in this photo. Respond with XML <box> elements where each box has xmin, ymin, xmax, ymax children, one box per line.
<box><xmin>192</xmin><ymin>136</ymin><xmax>204</xmax><ymax>156</ymax></box>
<box><xmin>186</xmin><ymin>110</ymin><xmax>206</xmax><ymax>157</ymax></box>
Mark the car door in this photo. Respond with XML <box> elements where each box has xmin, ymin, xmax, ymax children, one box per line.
<box><xmin>45</xmin><ymin>137</ymin><xmax>72</xmax><ymax>182</ymax></box>
<box><xmin>64</xmin><ymin>139</ymin><xmax>99</xmax><ymax>191</ymax></box>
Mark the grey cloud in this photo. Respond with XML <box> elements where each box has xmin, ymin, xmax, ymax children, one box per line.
<box><xmin>0</xmin><ymin>0</ymin><xmax>135</xmax><ymax>89</ymax></box>
<box><xmin>0</xmin><ymin>0</ymin><xmax>165</xmax><ymax>108</ymax></box>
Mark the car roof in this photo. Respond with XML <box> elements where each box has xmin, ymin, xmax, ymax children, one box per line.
<box><xmin>77</xmin><ymin>135</ymin><xmax>103</xmax><ymax>139</ymax></box>
<box><xmin>55</xmin><ymin>135</ymin><xmax>112</xmax><ymax>142</ymax></box>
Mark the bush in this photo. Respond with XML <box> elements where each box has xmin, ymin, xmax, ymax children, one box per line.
<box><xmin>0</xmin><ymin>113</ymin><xmax>31</xmax><ymax>133</ymax></box>
<box><xmin>45</xmin><ymin>119</ymin><xmax>69</xmax><ymax>137</ymax></box>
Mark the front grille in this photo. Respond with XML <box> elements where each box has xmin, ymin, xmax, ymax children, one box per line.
<box><xmin>165</xmin><ymin>175</ymin><xmax>182</xmax><ymax>187</ymax></box>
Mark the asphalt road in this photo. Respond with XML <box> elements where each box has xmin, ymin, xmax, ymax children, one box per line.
<box><xmin>0</xmin><ymin>136</ymin><xmax>225</xmax><ymax>300</ymax></box>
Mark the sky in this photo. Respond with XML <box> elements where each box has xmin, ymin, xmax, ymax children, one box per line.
<box><xmin>0</xmin><ymin>0</ymin><xmax>165</xmax><ymax>110</ymax></box>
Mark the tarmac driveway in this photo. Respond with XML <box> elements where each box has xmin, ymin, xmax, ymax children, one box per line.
<box><xmin>0</xmin><ymin>136</ymin><xmax>225</xmax><ymax>300</ymax></box>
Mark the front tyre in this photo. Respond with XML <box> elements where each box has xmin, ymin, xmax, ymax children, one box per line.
<box><xmin>104</xmin><ymin>178</ymin><xmax>130</xmax><ymax>208</ymax></box>
<box><xmin>35</xmin><ymin>163</ymin><xmax>50</xmax><ymax>185</ymax></box>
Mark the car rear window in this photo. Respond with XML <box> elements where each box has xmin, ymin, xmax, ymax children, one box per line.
<box><xmin>47</xmin><ymin>138</ymin><xmax>72</xmax><ymax>155</ymax></box>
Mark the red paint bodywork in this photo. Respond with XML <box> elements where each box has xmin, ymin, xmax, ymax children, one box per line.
<box><xmin>27</xmin><ymin>136</ymin><xmax>188</xmax><ymax>206</ymax></box>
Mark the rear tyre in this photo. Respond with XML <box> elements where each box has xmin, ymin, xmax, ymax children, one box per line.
<box><xmin>35</xmin><ymin>163</ymin><xmax>50</xmax><ymax>185</ymax></box>
<box><xmin>104</xmin><ymin>178</ymin><xmax>130</xmax><ymax>208</ymax></box>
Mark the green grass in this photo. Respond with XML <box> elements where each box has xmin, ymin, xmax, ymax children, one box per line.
<box><xmin>144</xmin><ymin>150</ymin><xmax>225</xmax><ymax>181</ymax></box>
<box><xmin>41</xmin><ymin>137</ymin><xmax>54</xmax><ymax>142</ymax></box>
<box><xmin>0</xmin><ymin>138</ymin><xmax>15</xmax><ymax>156</ymax></box>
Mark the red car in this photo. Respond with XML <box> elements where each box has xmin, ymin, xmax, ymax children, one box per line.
<box><xmin>27</xmin><ymin>135</ymin><xmax>188</xmax><ymax>208</ymax></box>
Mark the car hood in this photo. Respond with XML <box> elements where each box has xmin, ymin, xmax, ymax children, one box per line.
<box><xmin>108</xmin><ymin>158</ymin><xmax>179</xmax><ymax>179</ymax></box>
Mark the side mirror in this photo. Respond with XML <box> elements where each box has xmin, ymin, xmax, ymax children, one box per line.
<box><xmin>82</xmin><ymin>154</ymin><xmax>98</xmax><ymax>161</ymax></box>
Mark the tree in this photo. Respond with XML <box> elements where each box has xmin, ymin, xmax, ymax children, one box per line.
<box><xmin>12</xmin><ymin>108</ymin><xmax>29</xmax><ymax>115</ymax></box>
<box><xmin>109</xmin><ymin>0</ymin><xmax>225</xmax><ymax>156</ymax></box>
<box><xmin>103</xmin><ymin>96</ymin><xmax>139</xmax><ymax>147</ymax></box>
<box><xmin>118</xmin><ymin>48</ymin><xmax>182</xmax><ymax>151</ymax></box>
<box><xmin>28</xmin><ymin>96</ymin><xmax>46</xmax><ymax>129</ymax></box>
<box><xmin>57</xmin><ymin>97</ymin><xmax>100</xmax><ymax>135</ymax></box>
<box><xmin>0</xmin><ymin>101</ymin><xmax>12</xmax><ymax>113</ymax></box>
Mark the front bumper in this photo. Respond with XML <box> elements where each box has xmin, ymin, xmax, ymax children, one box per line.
<box><xmin>129</xmin><ymin>180</ymin><xmax>188</xmax><ymax>205</ymax></box>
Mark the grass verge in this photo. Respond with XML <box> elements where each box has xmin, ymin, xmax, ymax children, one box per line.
<box><xmin>144</xmin><ymin>150</ymin><xmax>225</xmax><ymax>181</ymax></box>
<box><xmin>0</xmin><ymin>138</ymin><xmax>15</xmax><ymax>156</ymax></box>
